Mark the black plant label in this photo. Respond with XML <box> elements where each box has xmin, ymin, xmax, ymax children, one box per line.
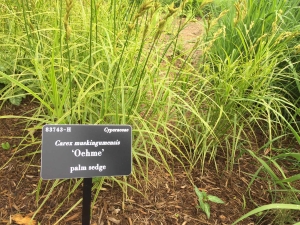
<box><xmin>41</xmin><ymin>125</ymin><xmax>132</xmax><ymax>179</ymax></box>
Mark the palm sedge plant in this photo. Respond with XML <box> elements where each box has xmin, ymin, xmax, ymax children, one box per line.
<box><xmin>0</xmin><ymin>0</ymin><xmax>197</xmax><ymax>222</ymax></box>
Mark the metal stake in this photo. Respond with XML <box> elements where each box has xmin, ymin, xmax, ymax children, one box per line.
<box><xmin>82</xmin><ymin>178</ymin><xmax>92</xmax><ymax>225</ymax></box>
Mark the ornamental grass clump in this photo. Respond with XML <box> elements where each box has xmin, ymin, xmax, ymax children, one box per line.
<box><xmin>167</xmin><ymin>0</ymin><xmax>300</xmax><ymax>175</ymax></box>
<box><xmin>0</xmin><ymin>0</ymin><xmax>196</xmax><ymax>221</ymax></box>
<box><xmin>204</xmin><ymin>0</ymin><xmax>300</xmax><ymax>114</ymax></box>
<box><xmin>192</xmin><ymin>0</ymin><xmax>300</xmax><ymax>223</ymax></box>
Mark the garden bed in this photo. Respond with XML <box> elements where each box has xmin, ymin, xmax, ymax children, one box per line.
<box><xmin>1</xmin><ymin>0</ymin><xmax>300</xmax><ymax>224</ymax></box>
<box><xmin>0</xmin><ymin>97</ymin><xmax>273</xmax><ymax>225</ymax></box>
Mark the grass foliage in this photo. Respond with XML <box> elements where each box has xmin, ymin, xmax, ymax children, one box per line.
<box><xmin>1</xmin><ymin>0</ymin><xmax>300</xmax><ymax>223</ymax></box>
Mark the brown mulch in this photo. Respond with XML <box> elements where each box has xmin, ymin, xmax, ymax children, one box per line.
<box><xmin>1</xmin><ymin>97</ymin><xmax>294</xmax><ymax>225</ymax></box>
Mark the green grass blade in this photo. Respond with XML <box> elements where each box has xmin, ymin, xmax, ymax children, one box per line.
<box><xmin>232</xmin><ymin>204</ymin><xmax>300</xmax><ymax>225</ymax></box>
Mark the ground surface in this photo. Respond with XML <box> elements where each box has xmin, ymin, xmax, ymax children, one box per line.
<box><xmin>0</xmin><ymin>20</ymin><xmax>299</xmax><ymax>225</ymax></box>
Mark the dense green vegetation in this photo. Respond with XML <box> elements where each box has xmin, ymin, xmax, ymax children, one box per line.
<box><xmin>1</xmin><ymin>0</ymin><xmax>299</xmax><ymax>224</ymax></box>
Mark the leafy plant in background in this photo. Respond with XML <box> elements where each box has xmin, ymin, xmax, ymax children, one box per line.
<box><xmin>202</xmin><ymin>0</ymin><xmax>300</xmax><ymax>123</ymax></box>
<box><xmin>0</xmin><ymin>3</ymin><xmax>41</xmax><ymax>107</ymax></box>
<box><xmin>194</xmin><ymin>185</ymin><xmax>224</xmax><ymax>219</ymax></box>
<box><xmin>170</xmin><ymin>0</ymin><xmax>213</xmax><ymax>17</ymax></box>
<box><xmin>1</xmin><ymin>142</ymin><xmax>10</xmax><ymax>150</ymax></box>
<box><xmin>0</xmin><ymin>76</ymin><xmax>28</xmax><ymax>106</ymax></box>
<box><xmin>178</xmin><ymin>0</ymin><xmax>204</xmax><ymax>17</ymax></box>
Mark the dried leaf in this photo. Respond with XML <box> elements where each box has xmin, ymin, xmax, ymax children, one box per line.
<box><xmin>264</xmin><ymin>148</ymin><xmax>271</xmax><ymax>155</ymax></box>
<box><xmin>11</xmin><ymin>214</ymin><xmax>37</xmax><ymax>225</ymax></box>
